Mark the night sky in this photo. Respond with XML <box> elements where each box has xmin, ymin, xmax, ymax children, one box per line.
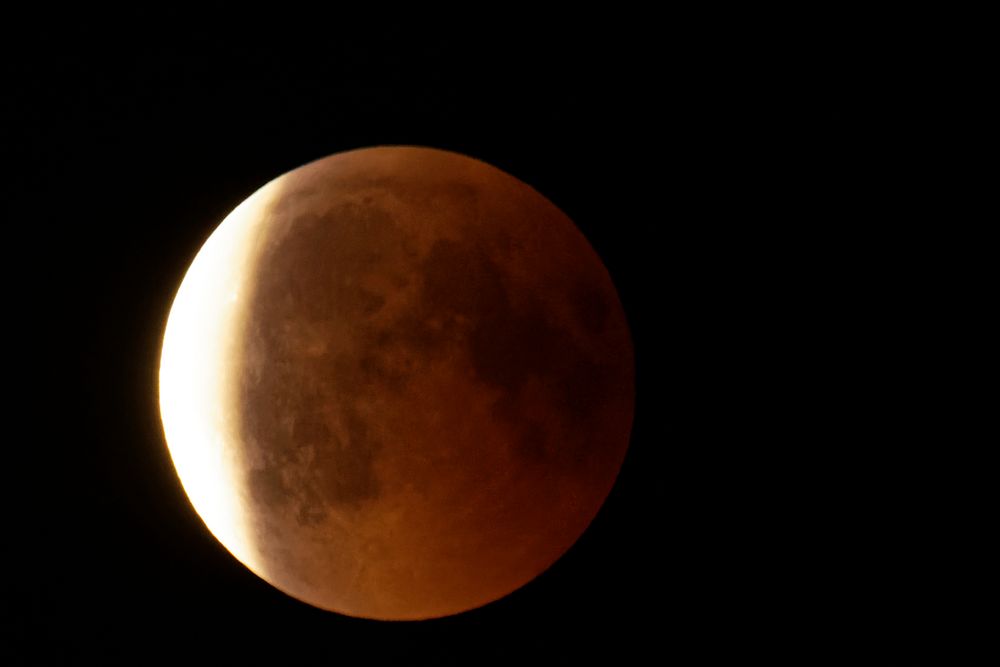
<box><xmin>5</xmin><ymin>10</ymin><xmax>870</xmax><ymax>664</ymax></box>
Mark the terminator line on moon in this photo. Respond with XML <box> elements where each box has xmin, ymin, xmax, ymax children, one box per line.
<box><xmin>159</xmin><ymin>146</ymin><xmax>635</xmax><ymax>620</ymax></box>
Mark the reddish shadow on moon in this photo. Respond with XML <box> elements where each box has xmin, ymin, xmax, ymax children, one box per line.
<box><xmin>163</xmin><ymin>146</ymin><xmax>634</xmax><ymax>620</ymax></box>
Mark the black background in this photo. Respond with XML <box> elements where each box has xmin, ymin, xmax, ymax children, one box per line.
<box><xmin>4</xmin><ymin>10</ymin><xmax>873</xmax><ymax>664</ymax></box>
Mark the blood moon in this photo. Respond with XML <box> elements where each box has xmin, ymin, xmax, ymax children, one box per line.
<box><xmin>159</xmin><ymin>146</ymin><xmax>634</xmax><ymax>620</ymax></box>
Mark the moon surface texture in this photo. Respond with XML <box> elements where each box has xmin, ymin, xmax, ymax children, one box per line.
<box><xmin>159</xmin><ymin>146</ymin><xmax>634</xmax><ymax>620</ymax></box>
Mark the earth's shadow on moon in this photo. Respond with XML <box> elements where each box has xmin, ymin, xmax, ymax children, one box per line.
<box><xmin>223</xmin><ymin>147</ymin><xmax>634</xmax><ymax>619</ymax></box>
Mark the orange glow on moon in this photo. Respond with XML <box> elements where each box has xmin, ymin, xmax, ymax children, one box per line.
<box><xmin>159</xmin><ymin>146</ymin><xmax>634</xmax><ymax>619</ymax></box>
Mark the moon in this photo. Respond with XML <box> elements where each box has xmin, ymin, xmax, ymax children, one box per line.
<box><xmin>159</xmin><ymin>146</ymin><xmax>634</xmax><ymax>620</ymax></box>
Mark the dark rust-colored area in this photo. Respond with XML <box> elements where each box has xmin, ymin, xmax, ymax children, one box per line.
<box><xmin>227</xmin><ymin>147</ymin><xmax>634</xmax><ymax>619</ymax></box>
<box><xmin>237</xmin><ymin>200</ymin><xmax>406</xmax><ymax>515</ymax></box>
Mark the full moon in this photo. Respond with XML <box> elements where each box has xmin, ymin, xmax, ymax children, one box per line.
<box><xmin>159</xmin><ymin>146</ymin><xmax>634</xmax><ymax>620</ymax></box>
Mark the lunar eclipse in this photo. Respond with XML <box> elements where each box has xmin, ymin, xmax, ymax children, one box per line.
<box><xmin>159</xmin><ymin>146</ymin><xmax>635</xmax><ymax>620</ymax></box>
<box><xmin>9</xmin><ymin>16</ymin><xmax>863</xmax><ymax>661</ymax></box>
